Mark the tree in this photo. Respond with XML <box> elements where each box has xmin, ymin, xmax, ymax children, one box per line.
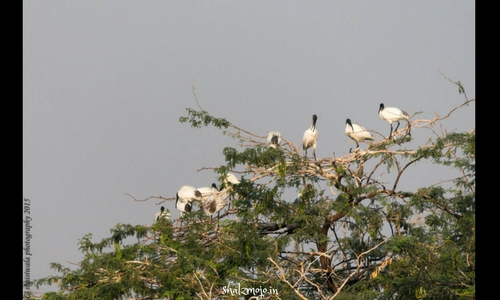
<box><xmin>28</xmin><ymin>80</ymin><xmax>475</xmax><ymax>300</ymax></box>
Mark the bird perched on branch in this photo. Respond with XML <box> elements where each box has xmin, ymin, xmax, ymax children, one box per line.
<box><xmin>302</xmin><ymin>114</ymin><xmax>318</xmax><ymax>160</ymax></box>
<box><xmin>197</xmin><ymin>183</ymin><xmax>219</xmax><ymax>203</ymax></box>
<box><xmin>378</xmin><ymin>103</ymin><xmax>410</xmax><ymax>138</ymax></box>
<box><xmin>221</xmin><ymin>173</ymin><xmax>240</xmax><ymax>211</ymax></box>
<box><xmin>345</xmin><ymin>118</ymin><xmax>374</xmax><ymax>149</ymax></box>
<box><xmin>267</xmin><ymin>131</ymin><xmax>282</xmax><ymax>148</ymax></box>
<box><xmin>197</xmin><ymin>183</ymin><xmax>227</xmax><ymax>221</ymax></box>
<box><xmin>203</xmin><ymin>190</ymin><xmax>228</xmax><ymax>220</ymax></box>
<box><xmin>154</xmin><ymin>206</ymin><xmax>170</xmax><ymax>222</ymax></box>
<box><xmin>176</xmin><ymin>185</ymin><xmax>202</xmax><ymax>218</ymax></box>
<box><xmin>223</xmin><ymin>173</ymin><xmax>240</xmax><ymax>187</ymax></box>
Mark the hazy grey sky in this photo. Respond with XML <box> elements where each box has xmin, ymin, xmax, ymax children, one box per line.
<box><xmin>23</xmin><ymin>0</ymin><xmax>474</xmax><ymax>294</ymax></box>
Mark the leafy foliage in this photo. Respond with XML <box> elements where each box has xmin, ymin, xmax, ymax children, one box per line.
<box><xmin>28</xmin><ymin>83</ymin><xmax>475</xmax><ymax>299</ymax></box>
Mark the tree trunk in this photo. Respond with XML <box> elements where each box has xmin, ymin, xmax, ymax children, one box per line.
<box><xmin>316</xmin><ymin>212</ymin><xmax>346</xmax><ymax>294</ymax></box>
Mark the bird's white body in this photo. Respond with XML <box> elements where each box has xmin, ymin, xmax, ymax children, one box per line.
<box><xmin>224</xmin><ymin>173</ymin><xmax>240</xmax><ymax>185</ymax></box>
<box><xmin>203</xmin><ymin>191</ymin><xmax>228</xmax><ymax>216</ymax></box>
<box><xmin>378</xmin><ymin>103</ymin><xmax>410</xmax><ymax>137</ymax></box>
<box><xmin>176</xmin><ymin>185</ymin><xmax>201</xmax><ymax>217</ymax></box>
<box><xmin>378</xmin><ymin>104</ymin><xmax>409</xmax><ymax>124</ymax></box>
<box><xmin>177</xmin><ymin>185</ymin><xmax>202</xmax><ymax>201</ymax></box>
<box><xmin>302</xmin><ymin>129</ymin><xmax>318</xmax><ymax>150</ymax></box>
<box><xmin>221</xmin><ymin>173</ymin><xmax>240</xmax><ymax>208</ymax></box>
<box><xmin>267</xmin><ymin>131</ymin><xmax>282</xmax><ymax>148</ymax></box>
<box><xmin>197</xmin><ymin>183</ymin><xmax>219</xmax><ymax>203</ymax></box>
<box><xmin>345</xmin><ymin>118</ymin><xmax>374</xmax><ymax>148</ymax></box>
<box><xmin>175</xmin><ymin>199</ymin><xmax>191</xmax><ymax>217</ymax></box>
<box><xmin>302</xmin><ymin>114</ymin><xmax>318</xmax><ymax>160</ymax></box>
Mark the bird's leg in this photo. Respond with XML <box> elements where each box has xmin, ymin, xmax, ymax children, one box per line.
<box><xmin>388</xmin><ymin>124</ymin><xmax>394</xmax><ymax>139</ymax></box>
<box><xmin>394</xmin><ymin>121</ymin><xmax>401</xmax><ymax>134</ymax></box>
<box><xmin>406</xmin><ymin>121</ymin><xmax>412</xmax><ymax>137</ymax></box>
<box><xmin>312</xmin><ymin>149</ymin><xmax>317</xmax><ymax>161</ymax></box>
<box><xmin>228</xmin><ymin>194</ymin><xmax>233</xmax><ymax>211</ymax></box>
<box><xmin>216</xmin><ymin>211</ymin><xmax>220</xmax><ymax>229</ymax></box>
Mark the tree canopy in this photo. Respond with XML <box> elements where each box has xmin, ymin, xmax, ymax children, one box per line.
<box><xmin>28</xmin><ymin>80</ymin><xmax>475</xmax><ymax>300</ymax></box>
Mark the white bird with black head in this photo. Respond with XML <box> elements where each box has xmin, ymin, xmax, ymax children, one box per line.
<box><xmin>345</xmin><ymin>118</ymin><xmax>374</xmax><ymax>149</ymax></box>
<box><xmin>154</xmin><ymin>206</ymin><xmax>170</xmax><ymax>222</ymax></box>
<box><xmin>302</xmin><ymin>114</ymin><xmax>318</xmax><ymax>160</ymax></box>
<box><xmin>197</xmin><ymin>183</ymin><xmax>227</xmax><ymax>221</ymax></box>
<box><xmin>267</xmin><ymin>131</ymin><xmax>282</xmax><ymax>148</ymax></box>
<box><xmin>378</xmin><ymin>103</ymin><xmax>410</xmax><ymax>138</ymax></box>
<box><xmin>221</xmin><ymin>173</ymin><xmax>240</xmax><ymax>210</ymax></box>
<box><xmin>175</xmin><ymin>185</ymin><xmax>202</xmax><ymax>218</ymax></box>
<box><xmin>223</xmin><ymin>173</ymin><xmax>240</xmax><ymax>187</ymax></box>
<box><xmin>202</xmin><ymin>190</ymin><xmax>228</xmax><ymax>220</ymax></box>
<box><xmin>197</xmin><ymin>183</ymin><xmax>219</xmax><ymax>203</ymax></box>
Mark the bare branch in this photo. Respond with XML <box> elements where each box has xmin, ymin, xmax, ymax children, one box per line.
<box><xmin>328</xmin><ymin>239</ymin><xmax>388</xmax><ymax>299</ymax></box>
<box><xmin>124</xmin><ymin>193</ymin><xmax>173</xmax><ymax>204</ymax></box>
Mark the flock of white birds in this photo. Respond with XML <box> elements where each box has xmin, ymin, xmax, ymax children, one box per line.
<box><xmin>154</xmin><ymin>102</ymin><xmax>410</xmax><ymax>223</ymax></box>
<box><xmin>300</xmin><ymin>102</ymin><xmax>410</xmax><ymax>159</ymax></box>
<box><xmin>154</xmin><ymin>173</ymin><xmax>241</xmax><ymax>224</ymax></box>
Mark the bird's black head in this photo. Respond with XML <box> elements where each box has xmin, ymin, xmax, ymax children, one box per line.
<box><xmin>271</xmin><ymin>134</ymin><xmax>279</xmax><ymax>145</ymax></box>
<box><xmin>346</xmin><ymin>118</ymin><xmax>352</xmax><ymax>126</ymax></box>
<box><xmin>211</xmin><ymin>183</ymin><xmax>218</xmax><ymax>190</ymax></box>
<box><xmin>160</xmin><ymin>206</ymin><xmax>165</xmax><ymax>212</ymax></box>
<box><xmin>185</xmin><ymin>203</ymin><xmax>192</xmax><ymax>213</ymax></box>
<box><xmin>379</xmin><ymin>103</ymin><xmax>385</xmax><ymax>112</ymax></box>
<box><xmin>311</xmin><ymin>114</ymin><xmax>318</xmax><ymax>127</ymax></box>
